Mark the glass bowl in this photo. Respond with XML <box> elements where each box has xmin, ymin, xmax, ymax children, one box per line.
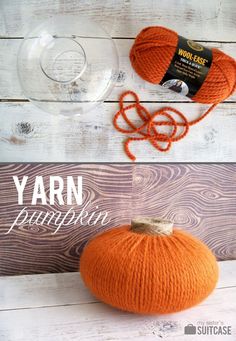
<box><xmin>17</xmin><ymin>16</ymin><xmax>119</xmax><ymax>116</ymax></box>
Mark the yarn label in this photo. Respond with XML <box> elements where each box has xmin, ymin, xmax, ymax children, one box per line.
<box><xmin>160</xmin><ymin>36</ymin><xmax>212</xmax><ymax>98</ymax></box>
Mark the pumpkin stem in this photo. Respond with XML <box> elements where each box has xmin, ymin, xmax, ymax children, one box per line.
<box><xmin>131</xmin><ymin>217</ymin><xmax>173</xmax><ymax>236</ymax></box>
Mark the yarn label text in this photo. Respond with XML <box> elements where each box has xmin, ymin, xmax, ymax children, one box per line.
<box><xmin>160</xmin><ymin>36</ymin><xmax>212</xmax><ymax>98</ymax></box>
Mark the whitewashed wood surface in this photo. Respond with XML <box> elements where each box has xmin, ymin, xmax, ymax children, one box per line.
<box><xmin>0</xmin><ymin>260</ymin><xmax>235</xmax><ymax>340</ymax></box>
<box><xmin>0</xmin><ymin>0</ymin><xmax>236</xmax><ymax>161</ymax></box>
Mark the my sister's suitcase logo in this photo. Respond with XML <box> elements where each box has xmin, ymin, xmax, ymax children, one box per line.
<box><xmin>184</xmin><ymin>324</ymin><xmax>197</xmax><ymax>335</ymax></box>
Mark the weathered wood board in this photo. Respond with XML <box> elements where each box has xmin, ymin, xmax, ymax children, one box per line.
<box><xmin>0</xmin><ymin>261</ymin><xmax>235</xmax><ymax>340</ymax></box>
<box><xmin>1</xmin><ymin>0</ymin><xmax>235</xmax><ymax>41</ymax></box>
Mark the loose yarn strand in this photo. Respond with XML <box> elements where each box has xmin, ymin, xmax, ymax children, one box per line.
<box><xmin>113</xmin><ymin>91</ymin><xmax>218</xmax><ymax>161</ymax></box>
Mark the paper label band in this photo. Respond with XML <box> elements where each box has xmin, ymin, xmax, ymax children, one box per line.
<box><xmin>160</xmin><ymin>36</ymin><xmax>212</xmax><ymax>98</ymax></box>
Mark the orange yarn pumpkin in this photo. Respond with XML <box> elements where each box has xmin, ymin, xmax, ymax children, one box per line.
<box><xmin>80</xmin><ymin>218</ymin><xmax>219</xmax><ymax>315</ymax></box>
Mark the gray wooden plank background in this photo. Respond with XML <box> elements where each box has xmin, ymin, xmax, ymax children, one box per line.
<box><xmin>0</xmin><ymin>0</ymin><xmax>236</xmax><ymax>162</ymax></box>
<box><xmin>0</xmin><ymin>163</ymin><xmax>235</xmax><ymax>276</ymax></box>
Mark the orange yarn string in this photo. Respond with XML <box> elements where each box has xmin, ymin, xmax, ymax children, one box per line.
<box><xmin>113</xmin><ymin>90</ymin><xmax>217</xmax><ymax>161</ymax></box>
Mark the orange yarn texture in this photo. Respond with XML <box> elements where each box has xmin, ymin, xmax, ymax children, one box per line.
<box><xmin>80</xmin><ymin>226</ymin><xmax>219</xmax><ymax>315</ymax></box>
<box><xmin>113</xmin><ymin>26</ymin><xmax>236</xmax><ymax>161</ymax></box>
<box><xmin>113</xmin><ymin>91</ymin><xmax>217</xmax><ymax>161</ymax></box>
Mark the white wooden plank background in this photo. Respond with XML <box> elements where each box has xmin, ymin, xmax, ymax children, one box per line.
<box><xmin>0</xmin><ymin>260</ymin><xmax>235</xmax><ymax>340</ymax></box>
<box><xmin>1</xmin><ymin>39</ymin><xmax>236</xmax><ymax>102</ymax></box>
<box><xmin>1</xmin><ymin>102</ymin><xmax>235</xmax><ymax>162</ymax></box>
<box><xmin>0</xmin><ymin>0</ymin><xmax>235</xmax><ymax>41</ymax></box>
<box><xmin>0</xmin><ymin>0</ymin><xmax>236</xmax><ymax>162</ymax></box>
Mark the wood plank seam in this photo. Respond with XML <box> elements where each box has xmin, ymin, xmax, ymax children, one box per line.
<box><xmin>1</xmin><ymin>286</ymin><xmax>235</xmax><ymax>313</ymax></box>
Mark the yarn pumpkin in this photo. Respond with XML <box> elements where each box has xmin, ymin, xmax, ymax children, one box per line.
<box><xmin>80</xmin><ymin>217</ymin><xmax>219</xmax><ymax>315</ymax></box>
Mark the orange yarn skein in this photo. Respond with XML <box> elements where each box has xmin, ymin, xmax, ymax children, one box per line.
<box><xmin>113</xmin><ymin>26</ymin><xmax>236</xmax><ymax>161</ymax></box>
<box><xmin>80</xmin><ymin>217</ymin><xmax>219</xmax><ymax>315</ymax></box>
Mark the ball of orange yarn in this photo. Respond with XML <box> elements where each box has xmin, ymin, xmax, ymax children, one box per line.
<box><xmin>80</xmin><ymin>217</ymin><xmax>219</xmax><ymax>315</ymax></box>
<box><xmin>130</xmin><ymin>26</ymin><xmax>236</xmax><ymax>103</ymax></box>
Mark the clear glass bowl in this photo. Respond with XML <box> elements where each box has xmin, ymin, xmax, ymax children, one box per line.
<box><xmin>17</xmin><ymin>16</ymin><xmax>119</xmax><ymax>116</ymax></box>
